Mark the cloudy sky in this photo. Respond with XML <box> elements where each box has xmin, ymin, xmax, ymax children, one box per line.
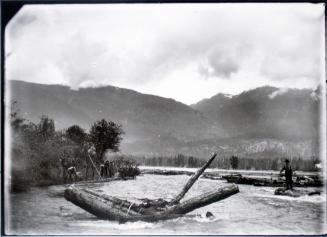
<box><xmin>5</xmin><ymin>3</ymin><xmax>325</xmax><ymax>104</ymax></box>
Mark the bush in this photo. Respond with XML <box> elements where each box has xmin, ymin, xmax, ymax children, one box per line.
<box><xmin>110</xmin><ymin>156</ymin><xmax>140</xmax><ymax>178</ymax></box>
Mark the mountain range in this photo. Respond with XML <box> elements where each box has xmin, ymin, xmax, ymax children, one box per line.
<box><xmin>191</xmin><ymin>86</ymin><xmax>320</xmax><ymax>140</ymax></box>
<box><xmin>8</xmin><ymin>80</ymin><xmax>320</xmax><ymax>158</ymax></box>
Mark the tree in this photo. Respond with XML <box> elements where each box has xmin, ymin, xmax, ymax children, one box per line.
<box><xmin>38</xmin><ymin>115</ymin><xmax>55</xmax><ymax>140</ymax></box>
<box><xmin>271</xmin><ymin>159</ymin><xmax>278</xmax><ymax>170</ymax></box>
<box><xmin>89</xmin><ymin>119</ymin><xmax>124</xmax><ymax>162</ymax></box>
<box><xmin>230</xmin><ymin>155</ymin><xmax>239</xmax><ymax>169</ymax></box>
<box><xmin>10</xmin><ymin>100</ymin><xmax>25</xmax><ymax>131</ymax></box>
<box><xmin>66</xmin><ymin>125</ymin><xmax>86</xmax><ymax>145</ymax></box>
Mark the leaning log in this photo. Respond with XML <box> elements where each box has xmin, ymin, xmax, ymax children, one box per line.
<box><xmin>169</xmin><ymin>153</ymin><xmax>217</xmax><ymax>205</ymax></box>
<box><xmin>64</xmin><ymin>184</ymin><xmax>239</xmax><ymax>222</ymax></box>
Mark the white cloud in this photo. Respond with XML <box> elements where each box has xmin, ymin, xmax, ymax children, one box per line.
<box><xmin>5</xmin><ymin>3</ymin><xmax>325</xmax><ymax>104</ymax></box>
<box><xmin>268</xmin><ymin>88</ymin><xmax>289</xmax><ymax>99</ymax></box>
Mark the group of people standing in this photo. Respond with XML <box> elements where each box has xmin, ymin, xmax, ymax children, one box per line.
<box><xmin>100</xmin><ymin>160</ymin><xmax>115</xmax><ymax>178</ymax></box>
<box><xmin>59</xmin><ymin>143</ymin><xmax>117</xmax><ymax>183</ymax></box>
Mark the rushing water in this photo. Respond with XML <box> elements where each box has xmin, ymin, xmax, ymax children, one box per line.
<box><xmin>5</xmin><ymin>174</ymin><xmax>326</xmax><ymax>235</ymax></box>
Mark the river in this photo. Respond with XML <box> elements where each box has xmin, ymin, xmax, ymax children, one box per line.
<box><xmin>5</xmin><ymin>174</ymin><xmax>326</xmax><ymax>235</ymax></box>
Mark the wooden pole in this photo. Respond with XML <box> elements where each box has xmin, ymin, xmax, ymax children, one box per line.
<box><xmin>169</xmin><ymin>153</ymin><xmax>217</xmax><ymax>205</ymax></box>
<box><xmin>87</xmin><ymin>153</ymin><xmax>102</xmax><ymax>179</ymax></box>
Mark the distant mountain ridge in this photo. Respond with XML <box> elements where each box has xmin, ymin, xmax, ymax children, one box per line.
<box><xmin>8</xmin><ymin>80</ymin><xmax>224</xmax><ymax>152</ymax></box>
<box><xmin>191</xmin><ymin>86</ymin><xmax>320</xmax><ymax>140</ymax></box>
<box><xmin>8</xmin><ymin>80</ymin><xmax>320</xmax><ymax>158</ymax></box>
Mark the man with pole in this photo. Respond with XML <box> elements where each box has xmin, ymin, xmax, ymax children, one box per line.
<box><xmin>87</xmin><ymin>144</ymin><xmax>102</xmax><ymax>180</ymax></box>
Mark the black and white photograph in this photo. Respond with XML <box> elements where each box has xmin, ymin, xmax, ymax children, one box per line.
<box><xmin>3</xmin><ymin>2</ymin><xmax>326</xmax><ymax>235</ymax></box>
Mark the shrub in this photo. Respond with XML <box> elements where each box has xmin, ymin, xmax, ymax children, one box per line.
<box><xmin>110</xmin><ymin>156</ymin><xmax>140</xmax><ymax>178</ymax></box>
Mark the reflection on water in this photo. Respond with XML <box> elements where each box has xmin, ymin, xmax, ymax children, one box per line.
<box><xmin>6</xmin><ymin>174</ymin><xmax>326</xmax><ymax>235</ymax></box>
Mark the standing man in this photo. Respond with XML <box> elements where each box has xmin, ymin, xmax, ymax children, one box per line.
<box><xmin>60</xmin><ymin>158</ymin><xmax>68</xmax><ymax>183</ymax></box>
<box><xmin>280</xmin><ymin>159</ymin><xmax>293</xmax><ymax>190</ymax></box>
<box><xmin>82</xmin><ymin>142</ymin><xmax>91</xmax><ymax>180</ymax></box>
<box><xmin>87</xmin><ymin>144</ymin><xmax>97</xmax><ymax>179</ymax></box>
<box><xmin>67</xmin><ymin>166</ymin><xmax>77</xmax><ymax>183</ymax></box>
<box><xmin>105</xmin><ymin>160</ymin><xmax>111</xmax><ymax>177</ymax></box>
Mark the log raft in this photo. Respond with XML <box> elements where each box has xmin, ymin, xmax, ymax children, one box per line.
<box><xmin>64</xmin><ymin>184</ymin><xmax>239</xmax><ymax>222</ymax></box>
<box><xmin>64</xmin><ymin>152</ymin><xmax>240</xmax><ymax>222</ymax></box>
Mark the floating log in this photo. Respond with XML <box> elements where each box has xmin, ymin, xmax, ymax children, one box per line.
<box><xmin>308</xmin><ymin>191</ymin><xmax>321</xmax><ymax>196</ymax></box>
<box><xmin>140</xmin><ymin>169</ymin><xmax>224</xmax><ymax>180</ymax></box>
<box><xmin>274</xmin><ymin>187</ymin><xmax>302</xmax><ymax>197</ymax></box>
<box><xmin>76</xmin><ymin>176</ymin><xmax>134</xmax><ymax>184</ymax></box>
<box><xmin>169</xmin><ymin>153</ymin><xmax>217</xmax><ymax>205</ymax></box>
<box><xmin>141</xmin><ymin>169</ymin><xmax>194</xmax><ymax>176</ymax></box>
<box><xmin>274</xmin><ymin>187</ymin><xmax>322</xmax><ymax>197</ymax></box>
<box><xmin>222</xmin><ymin>173</ymin><xmax>323</xmax><ymax>187</ymax></box>
<box><xmin>64</xmin><ymin>184</ymin><xmax>239</xmax><ymax>222</ymax></box>
<box><xmin>202</xmin><ymin>173</ymin><xmax>223</xmax><ymax>180</ymax></box>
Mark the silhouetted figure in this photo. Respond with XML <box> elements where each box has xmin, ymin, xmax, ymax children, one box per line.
<box><xmin>60</xmin><ymin>158</ymin><xmax>68</xmax><ymax>183</ymax></box>
<box><xmin>280</xmin><ymin>159</ymin><xmax>293</xmax><ymax>190</ymax></box>
<box><xmin>108</xmin><ymin>161</ymin><xmax>115</xmax><ymax>177</ymax></box>
<box><xmin>105</xmin><ymin>160</ymin><xmax>111</xmax><ymax>177</ymax></box>
<box><xmin>85</xmin><ymin>144</ymin><xmax>96</xmax><ymax>179</ymax></box>
<box><xmin>100</xmin><ymin>160</ymin><xmax>112</xmax><ymax>177</ymax></box>
<box><xmin>100</xmin><ymin>164</ymin><xmax>106</xmax><ymax>177</ymax></box>
<box><xmin>67</xmin><ymin>166</ymin><xmax>77</xmax><ymax>182</ymax></box>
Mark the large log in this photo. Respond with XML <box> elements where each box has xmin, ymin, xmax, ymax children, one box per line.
<box><xmin>64</xmin><ymin>187</ymin><xmax>140</xmax><ymax>219</ymax></box>
<box><xmin>64</xmin><ymin>184</ymin><xmax>239</xmax><ymax>222</ymax></box>
<box><xmin>75</xmin><ymin>176</ymin><xmax>134</xmax><ymax>185</ymax></box>
<box><xmin>141</xmin><ymin>169</ymin><xmax>194</xmax><ymax>176</ymax></box>
<box><xmin>222</xmin><ymin>173</ymin><xmax>323</xmax><ymax>187</ymax></box>
<box><xmin>164</xmin><ymin>184</ymin><xmax>238</xmax><ymax>214</ymax></box>
<box><xmin>169</xmin><ymin>153</ymin><xmax>217</xmax><ymax>205</ymax></box>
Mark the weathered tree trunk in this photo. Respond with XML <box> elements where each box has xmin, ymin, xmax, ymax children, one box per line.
<box><xmin>64</xmin><ymin>187</ymin><xmax>140</xmax><ymax>220</ymax></box>
<box><xmin>75</xmin><ymin>176</ymin><xmax>134</xmax><ymax>185</ymax></box>
<box><xmin>169</xmin><ymin>153</ymin><xmax>217</xmax><ymax>205</ymax></box>
<box><xmin>64</xmin><ymin>184</ymin><xmax>238</xmax><ymax>222</ymax></box>
<box><xmin>167</xmin><ymin>184</ymin><xmax>238</xmax><ymax>213</ymax></box>
<box><xmin>141</xmin><ymin>169</ymin><xmax>194</xmax><ymax>176</ymax></box>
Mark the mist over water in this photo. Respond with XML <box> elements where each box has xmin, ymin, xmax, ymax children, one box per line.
<box><xmin>6</xmin><ymin>174</ymin><xmax>326</xmax><ymax>235</ymax></box>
